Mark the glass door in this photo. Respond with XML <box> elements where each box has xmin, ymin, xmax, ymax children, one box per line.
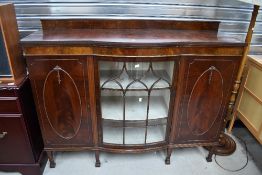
<box><xmin>99</xmin><ymin>60</ymin><xmax>175</xmax><ymax>146</ymax></box>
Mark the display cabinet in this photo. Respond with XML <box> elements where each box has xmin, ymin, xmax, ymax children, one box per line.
<box><xmin>21</xmin><ymin>18</ymin><xmax>245</xmax><ymax>167</ymax></box>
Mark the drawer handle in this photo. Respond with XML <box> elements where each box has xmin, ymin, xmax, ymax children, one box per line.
<box><xmin>0</xmin><ymin>132</ymin><xmax>7</xmax><ymax>139</ymax></box>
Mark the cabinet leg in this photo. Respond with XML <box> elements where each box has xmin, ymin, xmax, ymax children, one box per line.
<box><xmin>46</xmin><ymin>151</ymin><xmax>56</xmax><ymax>168</ymax></box>
<box><xmin>95</xmin><ymin>151</ymin><xmax>101</xmax><ymax>167</ymax></box>
<box><xmin>206</xmin><ymin>148</ymin><xmax>214</xmax><ymax>162</ymax></box>
<box><xmin>165</xmin><ymin>148</ymin><xmax>172</xmax><ymax>165</ymax></box>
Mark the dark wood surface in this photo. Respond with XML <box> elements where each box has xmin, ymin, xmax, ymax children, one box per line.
<box><xmin>41</xmin><ymin>19</ymin><xmax>220</xmax><ymax>31</ymax></box>
<box><xmin>21</xmin><ymin>19</ymin><xmax>244</xmax><ymax>167</ymax></box>
<box><xmin>22</xmin><ymin>29</ymin><xmax>244</xmax><ymax>47</ymax></box>
<box><xmin>0</xmin><ymin>4</ymin><xmax>26</xmax><ymax>84</ymax></box>
<box><xmin>26</xmin><ymin>56</ymin><xmax>93</xmax><ymax>147</ymax></box>
<box><xmin>0</xmin><ymin>77</ymin><xmax>47</xmax><ymax>175</ymax></box>
<box><xmin>171</xmin><ymin>56</ymin><xmax>240</xmax><ymax>144</ymax></box>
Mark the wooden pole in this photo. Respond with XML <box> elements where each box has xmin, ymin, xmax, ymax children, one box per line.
<box><xmin>227</xmin><ymin>5</ymin><xmax>260</xmax><ymax>133</ymax></box>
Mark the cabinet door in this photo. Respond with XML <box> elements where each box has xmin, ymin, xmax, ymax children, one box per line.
<box><xmin>173</xmin><ymin>56</ymin><xmax>240</xmax><ymax>144</ymax></box>
<box><xmin>95</xmin><ymin>57</ymin><xmax>177</xmax><ymax>148</ymax></box>
<box><xmin>27</xmin><ymin>57</ymin><xmax>93</xmax><ymax>146</ymax></box>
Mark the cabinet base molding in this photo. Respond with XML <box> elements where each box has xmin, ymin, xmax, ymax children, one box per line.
<box><xmin>0</xmin><ymin>151</ymin><xmax>47</xmax><ymax>175</ymax></box>
<box><xmin>204</xmin><ymin>133</ymin><xmax>236</xmax><ymax>162</ymax></box>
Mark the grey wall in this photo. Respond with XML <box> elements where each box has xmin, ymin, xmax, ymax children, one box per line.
<box><xmin>1</xmin><ymin>0</ymin><xmax>261</xmax><ymax>54</ymax></box>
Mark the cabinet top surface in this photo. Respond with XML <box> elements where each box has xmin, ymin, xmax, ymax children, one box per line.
<box><xmin>249</xmin><ymin>55</ymin><xmax>262</xmax><ymax>66</ymax></box>
<box><xmin>21</xmin><ymin>29</ymin><xmax>245</xmax><ymax>47</ymax></box>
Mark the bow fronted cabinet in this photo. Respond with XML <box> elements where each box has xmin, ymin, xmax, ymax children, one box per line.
<box><xmin>21</xmin><ymin>19</ymin><xmax>245</xmax><ymax>167</ymax></box>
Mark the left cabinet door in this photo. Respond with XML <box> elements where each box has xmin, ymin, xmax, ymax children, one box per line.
<box><xmin>27</xmin><ymin>57</ymin><xmax>93</xmax><ymax>146</ymax></box>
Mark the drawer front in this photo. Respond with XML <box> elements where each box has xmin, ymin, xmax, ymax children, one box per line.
<box><xmin>0</xmin><ymin>115</ymin><xmax>35</xmax><ymax>164</ymax></box>
<box><xmin>0</xmin><ymin>88</ymin><xmax>17</xmax><ymax>97</ymax></box>
<box><xmin>0</xmin><ymin>97</ymin><xmax>20</xmax><ymax>114</ymax></box>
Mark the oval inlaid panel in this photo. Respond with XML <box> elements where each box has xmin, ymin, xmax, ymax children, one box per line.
<box><xmin>187</xmin><ymin>67</ymin><xmax>223</xmax><ymax>135</ymax></box>
<box><xmin>43</xmin><ymin>67</ymin><xmax>82</xmax><ymax>139</ymax></box>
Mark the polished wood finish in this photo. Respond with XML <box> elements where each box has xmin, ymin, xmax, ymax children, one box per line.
<box><xmin>41</xmin><ymin>19</ymin><xmax>220</xmax><ymax>31</ymax></box>
<box><xmin>26</xmin><ymin>56</ymin><xmax>93</xmax><ymax>147</ymax></box>
<box><xmin>0</xmin><ymin>3</ymin><xmax>26</xmax><ymax>84</ymax></box>
<box><xmin>0</xmin><ymin>78</ymin><xmax>47</xmax><ymax>175</ymax></box>
<box><xmin>21</xmin><ymin>19</ymin><xmax>245</xmax><ymax>167</ymax></box>
<box><xmin>173</xmin><ymin>56</ymin><xmax>240</xmax><ymax>144</ymax></box>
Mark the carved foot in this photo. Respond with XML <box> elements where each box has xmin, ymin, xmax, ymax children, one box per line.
<box><xmin>46</xmin><ymin>151</ymin><xmax>56</xmax><ymax>168</ymax></box>
<box><xmin>206</xmin><ymin>151</ymin><xmax>213</xmax><ymax>162</ymax></box>
<box><xmin>95</xmin><ymin>151</ymin><xmax>101</xmax><ymax>167</ymax></box>
<box><xmin>165</xmin><ymin>148</ymin><xmax>172</xmax><ymax>165</ymax></box>
<box><xmin>50</xmin><ymin>161</ymin><xmax>56</xmax><ymax>168</ymax></box>
<box><xmin>165</xmin><ymin>157</ymin><xmax>170</xmax><ymax>165</ymax></box>
<box><xmin>95</xmin><ymin>161</ymin><xmax>101</xmax><ymax>167</ymax></box>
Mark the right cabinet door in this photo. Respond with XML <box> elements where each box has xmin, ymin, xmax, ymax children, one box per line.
<box><xmin>174</xmin><ymin>56</ymin><xmax>240</xmax><ymax>144</ymax></box>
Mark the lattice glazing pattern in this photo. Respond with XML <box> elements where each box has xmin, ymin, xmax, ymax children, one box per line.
<box><xmin>99</xmin><ymin>61</ymin><xmax>174</xmax><ymax>145</ymax></box>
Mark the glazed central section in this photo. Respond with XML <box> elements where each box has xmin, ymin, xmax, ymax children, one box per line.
<box><xmin>98</xmin><ymin>60</ymin><xmax>175</xmax><ymax>145</ymax></box>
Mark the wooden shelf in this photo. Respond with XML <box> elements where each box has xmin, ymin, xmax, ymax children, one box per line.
<box><xmin>101</xmin><ymin>95</ymin><xmax>169</xmax><ymax>121</ymax></box>
<box><xmin>100</xmin><ymin>70</ymin><xmax>171</xmax><ymax>91</ymax></box>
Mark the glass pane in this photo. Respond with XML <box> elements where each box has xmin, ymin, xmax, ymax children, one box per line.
<box><xmin>125</xmin><ymin>127</ymin><xmax>146</xmax><ymax>145</ymax></box>
<box><xmin>146</xmin><ymin>125</ymin><xmax>166</xmax><ymax>143</ymax></box>
<box><xmin>103</xmin><ymin>125</ymin><xmax>123</xmax><ymax>144</ymax></box>
<box><xmin>99</xmin><ymin>61</ymin><xmax>174</xmax><ymax>90</ymax></box>
<box><xmin>101</xmin><ymin>91</ymin><xmax>123</xmax><ymax>120</ymax></box>
<box><xmin>0</xmin><ymin>30</ymin><xmax>12</xmax><ymax>78</ymax></box>
<box><xmin>149</xmin><ymin>89</ymin><xmax>170</xmax><ymax>119</ymax></box>
<box><xmin>125</xmin><ymin>91</ymin><xmax>148</xmax><ymax>121</ymax></box>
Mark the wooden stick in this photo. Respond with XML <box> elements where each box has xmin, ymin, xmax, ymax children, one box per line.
<box><xmin>227</xmin><ymin>5</ymin><xmax>260</xmax><ymax>133</ymax></box>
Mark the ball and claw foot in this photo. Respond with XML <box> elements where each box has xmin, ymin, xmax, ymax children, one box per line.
<box><xmin>50</xmin><ymin>161</ymin><xmax>56</xmax><ymax>168</ymax></box>
<box><xmin>165</xmin><ymin>157</ymin><xmax>170</xmax><ymax>165</ymax></box>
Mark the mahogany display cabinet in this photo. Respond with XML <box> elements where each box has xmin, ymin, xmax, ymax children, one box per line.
<box><xmin>21</xmin><ymin>19</ymin><xmax>246</xmax><ymax>168</ymax></box>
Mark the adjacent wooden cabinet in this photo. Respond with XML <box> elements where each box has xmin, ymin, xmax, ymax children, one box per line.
<box><xmin>21</xmin><ymin>19</ymin><xmax>245</xmax><ymax>168</ymax></box>
<box><xmin>0</xmin><ymin>78</ymin><xmax>47</xmax><ymax>175</ymax></box>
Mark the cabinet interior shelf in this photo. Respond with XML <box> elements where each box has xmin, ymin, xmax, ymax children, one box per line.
<box><xmin>101</xmin><ymin>95</ymin><xmax>169</xmax><ymax>121</ymax></box>
<box><xmin>100</xmin><ymin>69</ymin><xmax>172</xmax><ymax>91</ymax></box>
<box><xmin>103</xmin><ymin>118</ymin><xmax>167</xmax><ymax>128</ymax></box>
